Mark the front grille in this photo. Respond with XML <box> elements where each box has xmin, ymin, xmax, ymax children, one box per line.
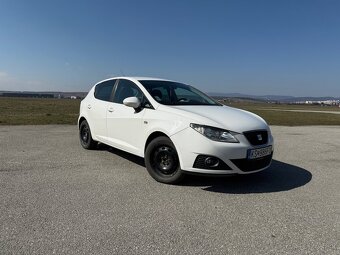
<box><xmin>243</xmin><ymin>130</ymin><xmax>268</xmax><ymax>146</ymax></box>
<box><xmin>193</xmin><ymin>155</ymin><xmax>231</xmax><ymax>170</ymax></box>
<box><xmin>231</xmin><ymin>153</ymin><xmax>273</xmax><ymax>172</ymax></box>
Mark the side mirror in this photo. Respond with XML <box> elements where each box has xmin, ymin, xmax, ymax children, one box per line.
<box><xmin>123</xmin><ymin>97</ymin><xmax>141</xmax><ymax>109</ymax></box>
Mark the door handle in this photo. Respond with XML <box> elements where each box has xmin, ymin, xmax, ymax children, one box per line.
<box><xmin>87</xmin><ymin>104</ymin><xmax>91</xmax><ymax>109</ymax></box>
<box><xmin>108</xmin><ymin>107</ymin><xmax>114</xmax><ymax>112</ymax></box>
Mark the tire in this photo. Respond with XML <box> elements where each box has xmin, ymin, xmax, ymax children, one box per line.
<box><xmin>79</xmin><ymin>120</ymin><xmax>97</xmax><ymax>150</ymax></box>
<box><xmin>145</xmin><ymin>136</ymin><xmax>184</xmax><ymax>184</ymax></box>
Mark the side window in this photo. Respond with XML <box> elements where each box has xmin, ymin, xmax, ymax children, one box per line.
<box><xmin>94</xmin><ymin>80</ymin><xmax>116</xmax><ymax>101</ymax></box>
<box><xmin>149</xmin><ymin>86</ymin><xmax>170</xmax><ymax>104</ymax></box>
<box><xmin>113</xmin><ymin>79</ymin><xmax>143</xmax><ymax>104</ymax></box>
<box><xmin>174</xmin><ymin>87</ymin><xmax>205</xmax><ymax>103</ymax></box>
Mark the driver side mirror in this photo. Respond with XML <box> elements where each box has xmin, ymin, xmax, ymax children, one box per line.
<box><xmin>123</xmin><ymin>97</ymin><xmax>141</xmax><ymax>109</ymax></box>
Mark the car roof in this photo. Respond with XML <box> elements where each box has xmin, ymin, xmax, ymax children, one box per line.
<box><xmin>94</xmin><ymin>76</ymin><xmax>179</xmax><ymax>87</ymax></box>
<box><xmin>117</xmin><ymin>76</ymin><xmax>175</xmax><ymax>81</ymax></box>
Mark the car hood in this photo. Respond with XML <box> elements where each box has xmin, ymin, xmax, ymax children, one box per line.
<box><xmin>169</xmin><ymin>105</ymin><xmax>269</xmax><ymax>132</ymax></box>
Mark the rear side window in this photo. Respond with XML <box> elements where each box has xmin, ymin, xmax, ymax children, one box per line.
<box><xmin>94</xmin><ymin>80</ymin><xmax>116</xmax><ymax>101</ymax></box>
<box><xmin>113</xmin><ymin>79</ymin><xmax>143</xmax><ymax>104</ymax></box>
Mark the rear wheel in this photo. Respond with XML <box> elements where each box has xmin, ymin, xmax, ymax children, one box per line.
<box><xmin>145</xmin><ymin>136</ymin><xmax>184</xmax><ymax>184</ymax></box>
<box><xmin>79</xmin><ymin>120</ymin><xmax>97</xmax><ymax>150</ymax></box>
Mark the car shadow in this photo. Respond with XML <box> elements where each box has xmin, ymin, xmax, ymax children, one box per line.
<box><xmin>181</xmin><ymin>160</ymin><xmax>312</xmax><ymax>194</ymax></box>
<box><xmin>97</xmin><ymin>143</ymin><xmax>145</xmax><ymax>167</ymax></box>
<box><xmin>97</xmin><ymin>144</ymin><xmax>312</xmax><ymax>194</ymax></box>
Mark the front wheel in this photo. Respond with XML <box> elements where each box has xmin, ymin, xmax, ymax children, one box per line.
<box><xmin>145</xmin><ymin>136</ymin><xmax>184</xmax><ymax>184</ymax></box>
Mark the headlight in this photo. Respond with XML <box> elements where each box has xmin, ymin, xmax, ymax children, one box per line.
<box><xmin>190</xmin><ymin>123</ymin><xmax>239</xmax><ymax>143</ymax></box>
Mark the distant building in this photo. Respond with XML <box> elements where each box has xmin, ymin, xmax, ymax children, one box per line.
<box><xmin>298</xmin><ymin>99</ymin><xmax>340</xmax><ymax>106</ymax></box>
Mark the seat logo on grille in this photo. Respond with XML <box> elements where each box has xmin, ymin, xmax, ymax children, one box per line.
<box><xmin>257</xmin><ymin>134</ymin><xmax>263</xmax><ymax>141</ymax></box>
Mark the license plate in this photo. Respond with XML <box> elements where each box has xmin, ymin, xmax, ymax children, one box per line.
<box><xmin>248</xmin><ymin>146</ymin><xmax>272</xmax><ymax>159</ymax></box>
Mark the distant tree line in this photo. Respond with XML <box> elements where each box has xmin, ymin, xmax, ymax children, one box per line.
<box><xmin>0</xmin><ymin>92</ymin><xmax>54</xmax><ymax>98</ymax></box>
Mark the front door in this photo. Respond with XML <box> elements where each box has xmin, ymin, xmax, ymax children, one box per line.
<box><xmin>106</xmin><ymin>79</ymin><xmax>146</xmax><ymax>156</ymax></box>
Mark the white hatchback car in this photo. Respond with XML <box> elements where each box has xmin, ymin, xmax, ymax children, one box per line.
<box><xmin>78</xmin><ymin>77</ymin><xmax>274</xmax><ymax>183</ymax></box>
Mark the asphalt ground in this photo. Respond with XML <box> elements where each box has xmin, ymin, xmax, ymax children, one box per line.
<box><xmin>0</xmin><ymin>125</ymin><xmax>339</xmax><ymax>254</ymax></box>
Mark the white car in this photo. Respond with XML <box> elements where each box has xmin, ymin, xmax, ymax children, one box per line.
<box><xmin>78</xmin><ymin>77</ymin><xmax>274</xmax><ymax>184</ymax></box>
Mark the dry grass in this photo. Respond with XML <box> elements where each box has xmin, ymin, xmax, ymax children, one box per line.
<box><xmin>0</xmin><ymin>97</ymin><xmax>80</xmax><ymax>125</ymax></box>
<box><xmin>224</xmin><ymin>102</ymin><xmax>340</xmax><ymax>126</ymax></box>
<box><xmin>1</xmin><ymin>97</ymin><xmax>340</xmax><ymax>126</ymax></box>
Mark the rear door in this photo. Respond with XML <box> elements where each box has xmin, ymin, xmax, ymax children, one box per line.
<box><xmin>87</xmin><ymin>79</ymin><xmax>117</xmax><ymax>141</ymax></box>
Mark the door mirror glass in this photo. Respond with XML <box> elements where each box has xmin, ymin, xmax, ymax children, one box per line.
<box><xmin>123</xmin><ymin>97</ymin><xmax>141</xmax><ymax>109</ymax></box>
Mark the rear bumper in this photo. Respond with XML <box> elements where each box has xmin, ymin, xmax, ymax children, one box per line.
<box><xmin>170</xmin><ymin>127</ymin><xmax>274</xmax><ymax>175</ymax></box>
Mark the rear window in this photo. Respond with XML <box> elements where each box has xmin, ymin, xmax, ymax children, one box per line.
<box><xmin>94</xmin><ymin>80</ymin><xmax>116</xmax><ymax>101</ymax></box>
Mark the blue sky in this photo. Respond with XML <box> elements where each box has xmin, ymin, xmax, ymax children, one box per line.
<box><xmin>0</xmin><ymin>0</ymin><xmax>340</xmax><ymax>96</ymax></box>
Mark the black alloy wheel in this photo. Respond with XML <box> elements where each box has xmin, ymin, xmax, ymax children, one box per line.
<box><xmin>145</xmin><ymin>136</ymin><xmax>184</xmax><ymax>184</ymax></box>
<box><xmin>79</xmin><ymin>120</ymin><xmax>97</xmax><ymax>150</ymax></box>
<box><xmin>152</xmin><ymin>145</ymin><xmax>178</xmax><ymax>175</ymax></box>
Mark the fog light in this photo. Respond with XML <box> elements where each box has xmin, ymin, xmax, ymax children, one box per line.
<box><xmin>204</xmin><ymin>157</ymin><xmax>219</xmax><ymax>167</ymax></box>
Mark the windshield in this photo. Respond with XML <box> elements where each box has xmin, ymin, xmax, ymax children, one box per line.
<box><xmin>139</xmin><ymin>80</ymin><xmax>221</xmax><ymax>106</ymax></box>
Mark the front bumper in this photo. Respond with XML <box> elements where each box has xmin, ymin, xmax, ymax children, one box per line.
<box><xmin>170</xmin><ymin>127</ymin><xmax>274</xmax><ymax>175</ymax></box>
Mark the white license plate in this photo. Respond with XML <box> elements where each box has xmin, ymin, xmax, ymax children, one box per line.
<box><xmin>248</xmin><ymin>146</ymin><xmax>272</xmax><ymax>159</ymax></box>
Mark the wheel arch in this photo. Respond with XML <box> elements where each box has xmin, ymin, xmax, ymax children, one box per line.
<box><xmin>78</xmin><ymin>116</ymin><xmax>87</xmax><ymax>129</ymax></box>
<box><xmin>144</xmin><ymin>131</ymin><xmax>169</xmax><ymax>153</ymax></box>
<box><xmin>144</xmin><ymin>130</ymin><xmax>184</xmax><ymax>169</ymax></box>
<box><xmin>78</xmin><ymin>116</ymin><xmax>99</xmax><ymax>144</ymax></box>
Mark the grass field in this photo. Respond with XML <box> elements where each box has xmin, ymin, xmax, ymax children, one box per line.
<box><xmin>1</xmin><ymin>97</ymin><xmax>340</xmax><ymax>126</ymax></box>
<box><xmin>223</xmin><ymin>101</ymin><xmax>340</xmax><ymax>126</ymax></box>
<box><xmin>0</xmin><ymin>97</ymin><xmax>80</xmax><ymax>125</ymax></box>
<box><xmin>224</xmin><ymin>101</ymin><xmax>340</xmax><ymax>111</ymax></box>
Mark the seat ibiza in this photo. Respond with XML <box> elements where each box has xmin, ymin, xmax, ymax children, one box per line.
<box><xmin>78</xmin><ymin>77</ymin><xmax>274</xmax><ymax>183</ymax></box>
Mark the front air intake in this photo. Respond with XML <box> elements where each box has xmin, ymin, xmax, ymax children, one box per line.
<box><xmin>193</xmin><ymin>155</ymin><xmax>231</xmax><ymax>170</ymax></box>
